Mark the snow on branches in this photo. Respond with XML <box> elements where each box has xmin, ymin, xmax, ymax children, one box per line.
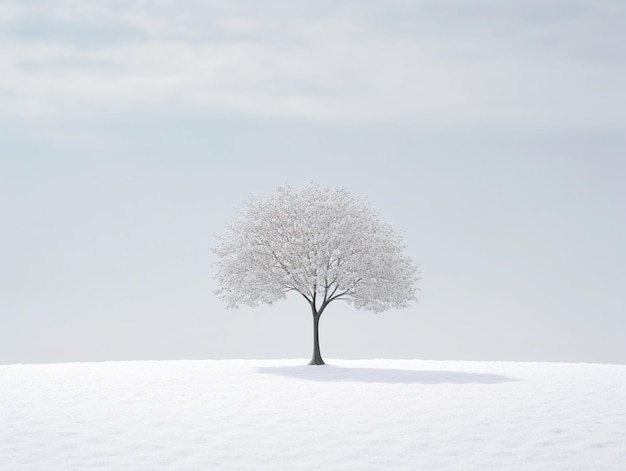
<box><xmin>213</xmin><ymin>184</ymin><xmax>419</xmax><ymax>314</ymax></box>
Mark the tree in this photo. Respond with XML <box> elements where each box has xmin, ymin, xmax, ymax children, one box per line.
<box><xmin>213</xmin><ymin>183</ymin><xmax>419</xmax><ymax>365</ymax></box>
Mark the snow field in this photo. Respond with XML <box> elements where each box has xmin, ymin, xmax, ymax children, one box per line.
<box><xmin>1</xmin><ymin>359</ymin><xmax>625</xmax><ymax>470</ymax></box>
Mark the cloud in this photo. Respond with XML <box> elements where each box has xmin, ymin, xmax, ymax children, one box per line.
<box><xmin>0</xmin><ymin>0</ymin><xmax>624</xmax><ymax>128</ymax></box>
<box><xmin>7</xmin><ymin>14</ymin><xmax>144</xmax><ymax>48</ymax></box>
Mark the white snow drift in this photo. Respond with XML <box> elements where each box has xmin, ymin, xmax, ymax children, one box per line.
<box><xmin>1</xmin><ymin>359</ymin><xmax>625</xmax><ymax>470</ymax></box>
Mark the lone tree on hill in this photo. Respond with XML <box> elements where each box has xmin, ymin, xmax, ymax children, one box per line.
<box><xmin>213</xmin><ymin>184</ymin><xmax>419</xmax><ymax>365</ymax></box>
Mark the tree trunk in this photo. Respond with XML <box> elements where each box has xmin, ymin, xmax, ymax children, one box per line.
<box><xmin>308</xmin><ymin>310</ymin><xmax>325</xmax><ymax>365</ymax></box>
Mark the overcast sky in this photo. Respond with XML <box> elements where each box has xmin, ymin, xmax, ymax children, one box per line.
<box><xmin>2</xmin><ymin>1</ymin><xmax>625</xmax><ymax>365</ymax></box>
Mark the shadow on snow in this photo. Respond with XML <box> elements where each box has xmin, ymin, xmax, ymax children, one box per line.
<box><xmin>256</xmin><ymin>365</ymin><xmax>516</xmax><ymax>384</ymax></box>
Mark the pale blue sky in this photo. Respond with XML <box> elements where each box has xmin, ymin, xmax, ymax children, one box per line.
<box><xmin>1</xmin><ymin>1</ymin><xmax>625</xmax><ymax>364</ymax></box>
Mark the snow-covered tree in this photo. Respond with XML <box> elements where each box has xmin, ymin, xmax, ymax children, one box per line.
<box><xmin>213</xmin><ymin>183</ymin><xmax>419</xmax><ymax>365</ymax></box>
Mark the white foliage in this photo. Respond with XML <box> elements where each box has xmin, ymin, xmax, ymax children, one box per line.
<box><xmin>213</xmin><ymin>184</ymin><xmax>419</xmax><ymax>313</ymax></box>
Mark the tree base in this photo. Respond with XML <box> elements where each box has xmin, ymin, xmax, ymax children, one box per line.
<box><xmin>308</xmin><ymin>358</ymin><xmax>325</xmax><ymax>366</ymax></box>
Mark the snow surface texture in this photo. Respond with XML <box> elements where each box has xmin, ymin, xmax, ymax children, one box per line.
<box><xmin>1</xmin><ymin>360</ymin><xmax>625</xmax><ymax>470</ymax></box>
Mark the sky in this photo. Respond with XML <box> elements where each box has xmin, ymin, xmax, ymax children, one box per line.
<box><xmin>1</xmin><ymin>0</ymin><xmax>625</xmax><ymax>365</ymax></box>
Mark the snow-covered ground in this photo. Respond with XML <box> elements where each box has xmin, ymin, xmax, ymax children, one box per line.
<box><xmin>1</xmin><ymin>359</ymin><xmax>625</xmax><ymax>470</ymax></box>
